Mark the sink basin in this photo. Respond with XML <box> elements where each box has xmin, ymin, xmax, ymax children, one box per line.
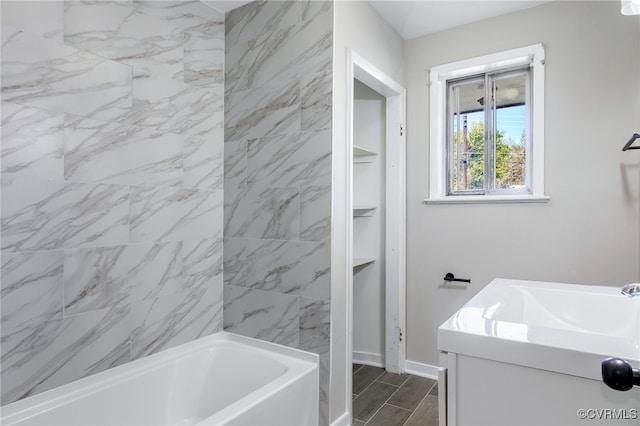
<box><xmin>438</xmin><ymin>278</ymin><xmax>640</xmax><ymax>380</ymax></box>
<box><xmin>484</xmin><ymin>284</ymin><xmax>640</xmax><ymax>339</ymax></box>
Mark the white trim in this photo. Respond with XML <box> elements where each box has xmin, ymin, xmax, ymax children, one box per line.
<box><xmin>405</xmin><ymin>360</ymin><xmax>440</xmax><ymax>380</ymax></box>
<box><xmin>330</xmin><ymin>412</ymin><xmax>350</xmax><ymax>426</ymax></box>
<box><xmin>428</xmin><ymin>43</ymin><xmax>547</xmax><ymax>203</ymax></box>
<box><xmin>353</xmin><ymin>351</ymin><xmax>385</xmax><ymax>368</ymax></box>
<box><xmin>425</xmin><ymin>195</ymin><xmax>550</xmax><ymax>204</ymax></box>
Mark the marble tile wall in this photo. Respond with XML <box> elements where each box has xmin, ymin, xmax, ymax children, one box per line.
<box><xmin>1</xmin><ymin>0</ymin><xmax>224</xmax><ymax>405</ymax></box>
<box><xmin>222</xmin><ymin>1</ymin><xmax>333</xmax><ymax>424</ymax></box>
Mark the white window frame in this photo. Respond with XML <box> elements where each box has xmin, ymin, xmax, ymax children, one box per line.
<box><xmin>426</xmin><ymin>44</ymin><xmax>549</xmax><ymax>204</ymax></box>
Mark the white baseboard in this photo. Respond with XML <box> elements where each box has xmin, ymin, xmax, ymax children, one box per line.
<box><xmin>405</xmin><ymin>360</ymin><xmax>439</xmax><ymax>380</ymax></box>
<box><xmin>352</xmin><ymin>351</ymin><xmax>384</xmax><ymax>368</ymax></box>
<box><xmin>352</xmin><ymin>352</ymin><xmax>439</xmax><ymax>380</ymax></box>
<box><xmin>331</xmin><ymin>412</ymin><xmax>350</xmax><ymax>426</ymax></box>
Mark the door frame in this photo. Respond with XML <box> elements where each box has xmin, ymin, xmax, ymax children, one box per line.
<box><xmin>345</xmin><ymin>48</ymin><xmax>406</xmax><ymax>392</ymax></box>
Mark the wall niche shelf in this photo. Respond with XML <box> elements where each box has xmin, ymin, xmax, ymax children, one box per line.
<box><xmin>353</xmin><ymin>206</ymin><xmax>376</xmax><ymax>217</ymax></box>
<box><xmin>353</xmin><ymin>145</ymin><xmax>377</xmax><ymax>163</ymax></box>
<box><xmin>353</xmin><ymin>258</ymin><xmax>375</xmax><ymax>269</ymax></box>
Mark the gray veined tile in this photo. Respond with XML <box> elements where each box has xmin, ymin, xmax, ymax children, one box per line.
<box><xmin>223</xmin><ymin>139</ymin><xmax>248</xmax><ymax>194</ymax></box>
<box><xmin>245</xmin><ymin>239</ymin><xmax>330</xmax><ymax>300</ymax></box>
<box><xmin>132</xmin><ymin>0</ymin><xmax>224</xmax><ymax>33</ymax></box>
<box><xmin>127</xmin><ymin>76</ymin><xmax>223</xmax><ymax>138</ymax></box>
<box><xmin>225</xmin><ymin>0</ymin><xmax>301</xmax><ymax>49</ymax></box>
<box><xmin>299</xmin><ymin>297</ymin><xmax>330</xmax><ymax>354</ymax></box>
<box><xmin>64</xmin><ymin>115</ymin><xmax>183</xmax><ymax>187</ymax></box>
<box><xmin>226</xmin><ymin>12</ymin><xmax>332</xmax><ymax>94</ymax></box>
<box><xmin>184</xmin><ymin>23</ymin><xmax>224</xmax><ymax>88</ymax></box>
<box><xmin>0</xmin><ymin>30</ymin><xmax>132</xmax><ymax>122</ymax></box>
<box><xmin>1</xmin><ymin>180</ymin><xmax>129</xmax><ymax>253</ymax></box>
<box><xmin>1</xmin><ymin>1</ymin><xmax>64</xmax><ymax>43</ymax></box>
<box><xmin>224</xmin><ymin>186</ymin><xmax>300</xmax><ymax>240</ymax></box>
<box><xmin>223</xmin><ymin>238</ymin><xmax>247</xmax><ymax>287</ymax></box>
<box><xmin>1</xmin><ymin>251</ymin><xmax>63</xmax><ymax>331</ymax></box>
<box><xmin>225</xmin><ymin>80</ymin><xmax>300</xmax><ymax>142</ymax></box>
<box><xmin>302</xmin><ymin>0</ymin><xmax>333</xmax><ymax>22</ymax></box>
<box><xmin>301</xmin><ymin>70</ymin><xmax>332</xmax><ymax>131</ymax></box>
<box><xmin>223</xmin><ymin>284</ymin><xmax>299</xmax><ymax>348</ymax></box>
<box><xmin>64</xmin><ymin>1</ymin><xmax>183</xmax><ymax>80</ymax></box>
<box><xmin>1</xmin><ymin>102</ymin><xmax>64</xmax><ymax>184</ymax></box>
<box><xmin>183</xmin><ymin>129</ymin><xmax>224</xmax><ymax>191</ymax></box>
<box><xmin>300</xmin><ymin>185</ymin><xmax>331</xmax><ymax>242</ymax></box>
<box><xmin>63</xmin><ymin>242</ymin><xmax>184</xmax><ymax>316</ymax></box>
<box><xmin>129</xmin><ymin>185</ymin><xmax>223</xmax><ymax>244</ymax></box>
<box><xmin>318</xmin><ymin>352</ymin><xmax>331</xmax><ymax>426</ymax></box>
<box><xmin>247</xmin><ymin>129</ymin><xmax>331</xmax><ymax>189</ymax></box>
<box><xmin>130</xmin><ymin>285</ymin><xmax>222</xmax><ymax>359</ymax></box>
<box><xmin>182</xmin><ymin>238</ymin><xmax>223</xmax><ymax>292</ymax></box>
<box><xmin>0</xmin><ymin>306</ymin><xmax>130</xmax><ymax>405</ymax></box>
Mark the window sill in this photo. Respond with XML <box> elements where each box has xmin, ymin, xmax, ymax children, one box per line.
<box><xmin>424</xmin><ymin>195</ymin><xmax>550</xmax><ymax>205</ymax></box>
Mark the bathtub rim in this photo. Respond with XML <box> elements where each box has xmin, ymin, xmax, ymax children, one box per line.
<box><xmin>1</xmin><ymin>332</ymin><xmax>319</xmax><ymax>425</ymax></box>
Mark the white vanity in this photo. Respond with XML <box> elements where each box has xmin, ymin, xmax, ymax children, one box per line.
<box><xmin>438</xmin><ymin>278</ymin><xmax>640</xmax><ymax>426</ymax></box>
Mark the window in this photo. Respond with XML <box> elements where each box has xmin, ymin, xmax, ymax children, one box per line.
<box><xmin>427</xmin><ymin>44</ymin><xmax>549</xmax><ymax>203</ymax></box>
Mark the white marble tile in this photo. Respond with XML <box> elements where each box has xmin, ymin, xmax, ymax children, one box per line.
<box><xmin>63</xmin><ymin>242</ymin><xmax>184</xmax><ymax>316</ymax></box>
<box><xmin>130</xmin><ymin>185</ymin><xmax>223</xmax><ymax>243</ymax></box>
<box><xmin>225</xmin><ymin>4</ymin><xmax>331</xmax><ymax>93</ymax></box>
<box><xmin>247</xmin><ymin>129</ymin><xmax>331</xmax><ymax>189</ymax></box>
<box><xmin>300</xmin><ymin>185</ymin><xmax>331</xmax><ymax>242</ymax></box>
<box><xmin>225</xmin><ymin>80</ymin><xmax>300</xmax><ymax>142</ymax></box>
<box><xmin>302</xmin><ymin>0</ymin><xmax>332</xmax><ymax>22</ymax></box>
<box><xmin>225</xmin><ymin>0</ymin><xmax>301</xmax><ymax>48</ymax></box>
<box><xmin>222</xmin><ymin>238</ymin><xmax>247</xmax><ymax>287</ymax></box>
<box><xmin>223</xmin><ymin>284</ymin><xmax>299</xmax><ymax>348</ymax></box>
<box><xmin>1</xmin><ymin>102</ymin><xmax>64</xmax><ymax>184</ymax></box>
<box><xmin>130</xmin><ymin>285</ymin><xmax>222</xmax><ymax>359</ymax></box>
<box><xmin>1</xmin><ymin>30</ymin><xmax>132</xmax><ymax>122</ymax></box>
<box><xmin>301</xmin><ymin>70</ymin><xmax>332</xmax><ymax>131</ymax></box>
<box><xmin>318</xmin><ymin>352</ymin><xmax>331</xmax><ymax>426</ymax></box>
<box><xmin>64</xmin><ymin>1</ymin><xmax>183</xmax><ymax>80</ymax></box>
<box><xmin>127</xmin><ymin>76</ymin><xmax>223</xmax><ymax>138</ymax></box>
<box><xmin>133</xmin><ymin>0</ymin><xmax>223</xmax><ymax>32</ymax></box>
<box><xmin>64</xmin><ymin>115</ymin><xmax>183</xmax><ymax>187</ymax></box>
<box><xmin>1</xmin><ymin>251</ymin><xmax>63</xmax><ymax>330</ymax></box>
<box><xmin>1</xmin><ymin>306</ymin><xmax>130</xmax><ymax>405</ymax></box>
<box><xmin>184</xmin><ymin>23</ymin><xmax>224</xmax><ymax>87</ymax></box>
<box><xmin>223</xmin><ymin>139</ymin><xmax>248</xmax><ymax>194</ymax></box>
<box><xmin>182</xmin><ymin>238</ymin><xmax>223</xmax><ymax>292</ymax></box>
<box><xmin>224</xmin><ymin>186</ymin><xmax>299</xmax><ymax>240</ymax></box>
<box><xmin>245</xmin><ymin>239</ymin><xmax>330</xmax><ymax>300</ymax></box>
<box><xmin>299</xmin><ymin>297</ymin><xmax>330</xmax><ymax>354</ymax></box>
<box><xmin>1</xmin><ymin>1</ymin><xmax>64</xmax><ymax>43</ymax></box>
<box><xmin>1</xmin><ymin>180</ymin><xmax>129</xmax><ymax>252</ymax></box>
<box><xmin>183</xmin><ymin>129</ymin><xmax>223</xmax><ymax>190</ymax></box>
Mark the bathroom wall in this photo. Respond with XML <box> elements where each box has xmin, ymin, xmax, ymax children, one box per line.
<box><xmin>404</xmin><ymin>1</ymin><xmax>640</xmax><ymax>368</ymax></box>
<box><xmin>0</xmin><ymin>0</ymin><xmax>225</xmax><ymax>405</ymax></box>
<box><xmin>222</xmin><ymin>1</ymin><xmax>333</xmax><ymax>423</ymax></box>
<box><xmin>332</xmin><ymin>0</ymin><xmax>405</xmax><ymax>421</ymax></box>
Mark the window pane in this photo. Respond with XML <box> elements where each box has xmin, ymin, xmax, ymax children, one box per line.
<box><xmin>448</xmin><ymin>78</ymin><xmax>485</xmax><ymax>194</ymax></box>
<box><xmin>492</xmin><ymin>72</ymin><xmax>528</xmax><ymax>191</ymax></box>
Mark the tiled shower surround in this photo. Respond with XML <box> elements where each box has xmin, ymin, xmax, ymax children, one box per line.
<box><xmin>223</xmin><ymin>1</ymin><xmax>333</xmax><ymax>423</ymax></box>
<box><xmin>1</xmin><ymin>0</ymin><xmax>225</xmax><ymax>405</ymax></box>
<box><xmin>1</xmin><ymin>0</ymin><xmax>333</xmax><ymax>422</ymax></box>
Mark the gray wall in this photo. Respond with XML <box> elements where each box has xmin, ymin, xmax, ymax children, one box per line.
<box><xmin>405</xmin><ymin>1</ymin><xmax>640</xmax><ymax>367</ymax></box>
<box><xmin>222</xmin><ymin>1</ymin><xmax>333</xmax><ymax>423</ymax></box>
<box><xmin>1</xmin><ymin>0</ymin><xmax>225</xmax><ymax>405</ymax></box>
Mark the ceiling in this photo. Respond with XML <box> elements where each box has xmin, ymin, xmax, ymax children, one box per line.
<box><xmin>204</xmin><ymin>0</ymin><xmax>554</xmax><ymax>40</ymax></box>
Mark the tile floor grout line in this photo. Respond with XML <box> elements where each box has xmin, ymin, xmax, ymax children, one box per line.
<box><xmin>352</xmin><ymin>367</ymin><xmax>395</xmax><ymax>423</ymax></box>
<box><xmin>402</xmin><ymin>385</ymin><xmax>436</xmax><ymax>426</ymax></box>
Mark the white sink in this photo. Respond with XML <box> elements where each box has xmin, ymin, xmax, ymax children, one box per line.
<box><xmin>438</xmin><ymin>278</ymin><xmax>640</xmax><ymax>380</ymax></box>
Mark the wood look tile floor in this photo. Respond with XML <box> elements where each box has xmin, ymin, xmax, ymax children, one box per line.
<box><xmin>352</xmin><ymin>364</ymin><xmax>439</xmax><ymax>426</ymax></box>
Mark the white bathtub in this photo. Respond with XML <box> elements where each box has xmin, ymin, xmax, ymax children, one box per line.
<box><xmin>1</xmin><ymin>332</ymin><xmax>319</xmax><ymax>426</ymax></box>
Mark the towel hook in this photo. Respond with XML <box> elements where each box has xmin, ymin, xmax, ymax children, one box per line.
<box><xmin>622</xmin><ymin>133</ymin><xmax>640</xmax><ymax>151</ymax></box>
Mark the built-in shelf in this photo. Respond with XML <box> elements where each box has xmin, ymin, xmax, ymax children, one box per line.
<box><xmin>353</xmin><ymin>258</ymin><xmax>375</xmax><ymax>269</ymax></box>
<box><xmin>353</xmin><ymin>145</ymin><xmax>377</xmax><ymax>163</ymax></box>
<box><xmin>353</xmin><ymin>205</ymin><xmax>376</xmax><ymax>217</ymax></box>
